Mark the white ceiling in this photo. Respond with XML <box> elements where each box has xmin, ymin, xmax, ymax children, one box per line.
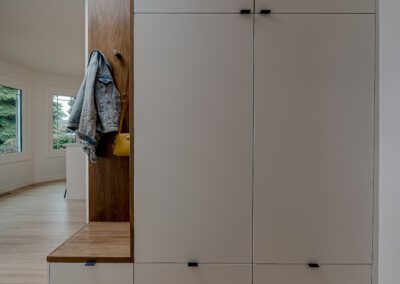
<box><xmin>0</xmin><ymin>0</ymin><xmax>85</xmax><ymax>78</ymax></box>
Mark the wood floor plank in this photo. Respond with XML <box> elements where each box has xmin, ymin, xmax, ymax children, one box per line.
<box><xmin>0</xmin><ymin>181</ymin><xmax>85</xmax><ymax>284</ymax></box>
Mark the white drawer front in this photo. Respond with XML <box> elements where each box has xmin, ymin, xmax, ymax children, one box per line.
<box><xmin>49</xmin><ymin>263</ymin><xmax>133</xmax><ymax>284</ymax></box>
<box><xmin>135</xmin><ymin>264</ymin><xmax>252</xmax><ymax>284</ymax></box>
<box><xmin>255</xmin><ymin>0</ymin><xmax>375</xmax><ymax>13</ymax></box>
<box><xmin>134</xmin><ymin>0</ymin><xmax>253</xmax><ymax>13</ymax></box>
<box><xmin>254</xmin><ymin>265</ymin><xmax>371</xmax><ymax>284</ymax></box>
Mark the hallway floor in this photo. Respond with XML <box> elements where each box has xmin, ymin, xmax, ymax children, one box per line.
<box><xmin>0</xmin><ymin>181</ymin><xmax>86</xmax><ymax>284</ymax></box>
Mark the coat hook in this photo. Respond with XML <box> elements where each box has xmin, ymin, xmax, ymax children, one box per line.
<box><xmin>112</xmin><ymin>49</ymin><xmax>122</xmax><ymax>58</ymax></box>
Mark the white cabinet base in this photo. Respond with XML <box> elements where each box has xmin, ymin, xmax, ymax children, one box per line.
<box><xmin>135</xmin><ymin>264</ymin><xmax>251</xmax><ymax>284</ymax></box>
<box><xmin>49</xmin><ymin>263</ymin><xmax>133</xmax><ymax>284</ymax></box>
<box><xmin>254</xmin><ymin>265</ymin><xmax>371</xmax><ymax>284</ymax></box>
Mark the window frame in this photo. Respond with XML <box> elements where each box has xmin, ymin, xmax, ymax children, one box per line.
<box><xmin>0</xmin><ymin>75</ymin><xmax>30</xmax><ymax>164</ymax></box>
<box><xmin>44</xmin><ymin>87</ymin><xmax>77</xmax><ymax>158</ymax></box>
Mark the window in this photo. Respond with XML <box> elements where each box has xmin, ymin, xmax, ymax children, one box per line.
<box><xmin>52</xmin><ymin>95</ymin><xmax>76</xmax><ymax>150</ymax></box>
<box><xmin>45</xmin><ymin>88</ymin><xmax>76</xmax><ymax>158</ymax></box>
<box><xmin>0</xmin><ymin>85</ymin><xmax>22</xmax><ymax>155</ymax></box>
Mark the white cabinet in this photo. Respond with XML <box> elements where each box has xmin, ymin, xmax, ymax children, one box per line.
<box><xmin>254</xmin><ymin>265</ymin><xmax>371</xmax><ymax>284</ymax></box>
<box><xmin>66</xmin><ymin>144</ymin><xmax>86</xmax><ymax>200</ymax></box>
<box><xmin>255</xmin><ymin>0</ymin><xmax>375</xmax><ymax>13</ymax></box>
<box><xmin>133</xmin><ymin>2</ymin><xmax>376</xmax><ymax>281</ymax></box>
<box><xmin>134</xmin><ymin>0</ymin><xmax>253</xmax><ymax>14</ymax></box>
<box><xmin>253</xmin><ymin>14</ymin><xmax>375</xmax><ymax>264</ymax></box>
<box><xmin>134</xmin><ymin>14</ymin><xmax>253</xmax><ymax>263</ymax></box>
<box><xmin>49</xmin><ymin>263</ymin><xmax>133</xmax><ymax>284</ymax></box>
<box><xmin>135</xmin><ymin>264</ymin><xmax>252</xmax><ymax>284</ymax></box>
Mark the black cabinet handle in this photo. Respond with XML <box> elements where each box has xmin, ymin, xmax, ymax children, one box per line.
<box><xmin>85</xmin><ymin>261</ymin><xmax>97</xmax><ymax>267</ymax></box>
<box><xmin>260</xmin><ymin>9</ymin><xmax>272</xmax><ymax>14</ymax></box>
<box><xmin>188</xmin><ymin>262</ymin><xmax>199</xmax><ymax>267</ymax></box>
<box><xmin>240</xmin><ymin>9</ymin><xmax>251</xmax><ymax>14</ymax></box>
<box><xmin>308</xmin><ymin>263</ymin><xmax>320</xmax><ymax>268</ymax></box>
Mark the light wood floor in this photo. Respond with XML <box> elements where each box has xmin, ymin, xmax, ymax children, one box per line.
<box><xmin>0</xmin><ymin>181</ymin><xmax>86</xmax><ymax>284</ymax></box>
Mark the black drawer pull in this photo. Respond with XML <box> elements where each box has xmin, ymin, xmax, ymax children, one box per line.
<box><xmin>260</xmin><ymin>9</ymin><xmax>272</xmax><ymax>14</ymax></box>
<box><xmin>85</xmin><ymin>261</ymin><xmax>97</xmax><ymax>267</ymax></box>
<box><xmin>188</xmin><ymin>262</ymin><xmax>199</xmax><ymax>267</ymax></box>
<box><xmin>308</xmin><ymin>263</ymin><xmax>320</xmax><ymax>268</ymax></box>
<box><xmin>240</xmin><ymin>9</ymin><xmax>251</xmax><ymax>14</ymax></box>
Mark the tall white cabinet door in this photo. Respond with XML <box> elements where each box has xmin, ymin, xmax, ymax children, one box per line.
<box><xmin>135</xmin><ymin>264</ymin><xmax>252</xmax><ymax>284</ymax></box>
<box><xmin>134</xmin><ymin>0</ymin><xmax>253</xmax><ymax>14</ymax></box>
<box><xmin>255</xmin><ymin>0</ymin><xmax>375</xmax><ymax>13</ymax></box>
<box><xmin>254</xmin><ymin>265</ymin><xmax>371</xmax><ymax>284</ymax></box>
<box><xmin>134</xmin><ymin>14</ymin><xmax>253</xmax><ymax>263</ymax></box>
<box><xmin>254</xmin><ymin>14</ymin><xmax>375</xmax><ymax>264</ymax></box>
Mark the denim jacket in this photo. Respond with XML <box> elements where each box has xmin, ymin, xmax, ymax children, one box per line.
<box><xmin>68</xmin><ymin>49</ymin><xmax>121</xmax><ymax>162</ymax></box>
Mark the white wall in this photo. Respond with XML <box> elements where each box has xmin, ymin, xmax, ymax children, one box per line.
<box><xmin>379</xmin><ymin>0</ymin><xmax>400</xmax><ymax>283</ymax></box>
<box><xmin>31</xmin><ymin>72</ymin><xmax>81</xmax><ymax>182</ymax></box>
<box><xmin>0</xmin><ymin>60</ymin><xmax>34</xmax><ymax>193</ymax></box>
<box><xmin>0</xmin><ymin>59</ymin><xmax>81</xmax><ymax>194</ymax></box>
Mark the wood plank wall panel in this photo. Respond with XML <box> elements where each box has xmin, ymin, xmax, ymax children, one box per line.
<box><xmin>88</xmin><ymin>0</ymin><xmax>131</xmax><ymax>222</ymax></box>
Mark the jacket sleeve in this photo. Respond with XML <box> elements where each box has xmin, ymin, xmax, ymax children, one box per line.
<box><xmin>67</xmin><ymin>75</ymin><xmax>86</xmax><ymax>131</ymax></box>
<box><xmin>76</xmin><ymin>51</ymin><xmax>100</xmax><ymax>145</ymax></box>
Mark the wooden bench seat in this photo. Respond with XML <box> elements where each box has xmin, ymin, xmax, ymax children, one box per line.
<box><xmin>47</xmin><ymin>222</ymin><xmax>132</xmax><ymax>263</ymax></box>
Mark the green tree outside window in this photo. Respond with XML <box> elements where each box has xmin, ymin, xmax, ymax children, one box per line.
<box><xmin>0</xmin><ymin>85</ymin><xmax>22</xmax><ymax>154</ymax></box>
<box><xmin>52</xmin><ymin>95</ymin><xmax>76</xmax><ymax>150</ymax></box>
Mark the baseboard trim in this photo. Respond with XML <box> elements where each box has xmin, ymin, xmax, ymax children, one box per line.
<box><xmin>0</xmin><ymin>179</ymin><xmax>35</xmax><ymax>195</ymax></box>
<box><xmin>34</xmin><ymin>174</ymin><xmax>66</xmax><ymax>184</ymax></box>
<box><xmin>0</xmin><ymin>192</ymin><xmax>12</xmax><ymax>198</ymax></box>
<box><xmin>0</xmin><ymin>174</ymin><xmax>66</xmax><ymax>195</ymax></box>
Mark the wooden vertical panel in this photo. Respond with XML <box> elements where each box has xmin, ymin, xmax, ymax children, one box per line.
<box><xmin>87</xmin><ymin>0</ymin><xmax>131</xmax><ymax>222</ymax></box>
<box><xmin>129</xmin><ymin>0</ymin><xmax>134</xmax><ymax>259</ymax></box>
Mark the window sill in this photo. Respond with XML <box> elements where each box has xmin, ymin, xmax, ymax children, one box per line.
<box><xmin>45</xmin><ymin>144</ymin><xmax>82</xmax><ymax>158</ymax></box>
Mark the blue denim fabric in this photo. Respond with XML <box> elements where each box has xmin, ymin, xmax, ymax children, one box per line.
<box><xmin>68</xmin><ymin>49</ymin><xmax>121</xmax><ymax>162</ymax></box>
